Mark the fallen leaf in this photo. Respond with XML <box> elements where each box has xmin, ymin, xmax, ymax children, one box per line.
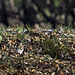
<box><xmin>59</xmin><ymin>70</ymin><xmax>64</xmax><ymax>75</ymax></box>
<box><xmin>3</xmin><ymin>45</ymin><xmax>6</xmax><ymax>50</ymax></box>
<box><xmin>51</xmin><ymin>72</ymin><xmax>55</xmax><ymax>75</ymax></box>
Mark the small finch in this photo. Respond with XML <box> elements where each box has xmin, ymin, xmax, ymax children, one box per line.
<box><xmin>17</xmin><ymin>43</ymin><xmax>24</xmax><ymax>54</ymax></box>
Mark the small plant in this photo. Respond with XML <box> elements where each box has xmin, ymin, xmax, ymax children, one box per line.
<box><xmin>43</xmin><ymin>36</ymin><xmax>69</xmax><ymax>58</ymax></box>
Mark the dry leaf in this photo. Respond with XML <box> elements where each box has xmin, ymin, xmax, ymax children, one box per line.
<box><xmin>30</xmin><ymin>46</ymin><xmax>32</xmax><ymax>50</ymax></box>
<box><xmin>3</xmin><ymin>45</ymin><xmax>6</xmax><ymax>50</ymax></box>
<box><xmin>51</xmin><ymin>72</ymin><xmax>55</xmax><ymax>75</ymax></box>
<box><xmin>59</xmin><ymin>70</ymin><xmax>64</xmax><ymax>75</ymax></box>
<box><xmin>55</xmin><ymin>59</ymin><xmax>60</xmax><ymax>63</ymax></box>
<box><xmin>39</xmin><ymin>60</ymin><xmax>42</xmax><ymax>63</ymax></box>
<box><xmin>26</xmin><ymin>67</ymin><xmax>29</xmax><ymax>71</ymax></box>
<box><xmin>30</xmin><ymin>54</ymin><xmax>33</xmax><ymax>57</ymax></box>
<box><xmin>45</xmin><ymin>62</ymin><xmax>48</xmax><ymax>65</ymax></box>
<box><xmin>6</xmin><ymin>62</ymin><xmax>10</xmax><ymax>66</ymax></box>
<box><xmin>55</xmin><ymin>64</ymin><xmax>59</xmax><ymax>67</ymax></box>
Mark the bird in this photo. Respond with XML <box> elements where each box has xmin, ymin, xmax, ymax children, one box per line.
<box><xmin>17</xmin><ymin>43</ymin><xmax>24</xmax><ymax>54</ymax></box>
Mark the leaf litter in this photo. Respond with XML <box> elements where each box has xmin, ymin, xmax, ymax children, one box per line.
<box><xmin>0</xmin><ymin>27</ymin><xmax>75</xmax><ymax>75</ymax></box>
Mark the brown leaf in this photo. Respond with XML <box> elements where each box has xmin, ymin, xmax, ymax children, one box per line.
<box><xmin>51</xmin><ymin>72</ymin><xmax>55</xmax><ymax>75</ymax></box>
<box><xmin>30</xmin><ymin>46</ymin><xmax>32</xmax><ymax>50</ymax></box>
<box><xmin>59</xmin><ymin>70</ymin><xmax>64</xmax><ymax>75</ymax></box>
<box><xmin>3</xmin><ymin>45</ymin><xmax>6</xmax><ymax>50</ymax></box>
<box><xmin>6</xmin><ymin>62</ymin><xmax>10</xmax><ymax>66</ymax></box>
<box><xmin>55</xmin><ymin>64</ymin><xmax>59</xmax><ymax>68</ymax></box>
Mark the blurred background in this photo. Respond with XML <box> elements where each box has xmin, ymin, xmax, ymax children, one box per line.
<box><xmin>0</xmin><ymin>0</ymin><xmax>75</xmax><ymax>29</ymax></box>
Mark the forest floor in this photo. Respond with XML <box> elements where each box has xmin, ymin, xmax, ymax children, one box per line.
<box><xmin>0</xmin><ymin>26</ymin><xmax>75</xmax><ymax>75</ymax></box>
